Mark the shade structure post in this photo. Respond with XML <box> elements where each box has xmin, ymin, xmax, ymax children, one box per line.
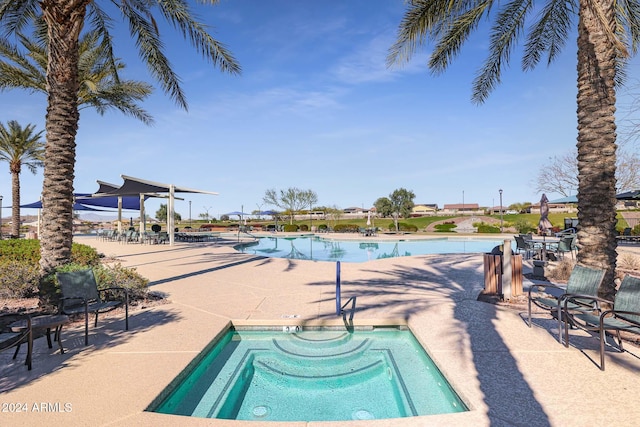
<box><xmin>139</xmin><ymin>193</ymin><xmax>145</xmax><ymax>241</ymax></box>
<box><xmin>169</xmin><ymin>185</ymin><xmax>175</xmax><ymax>246</ymax></box>
<box><xmin>117</xmin><ymin>197</ymin><xmax>123</xmax><ymax>233</ymax></box>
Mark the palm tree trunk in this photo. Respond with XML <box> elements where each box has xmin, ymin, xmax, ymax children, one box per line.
<box><xmin>11</xmin><ymin>170</ymin><xmax>20</xmax><ymax>238</ymax></box>
<box><xmin>575</xmin><ymin>0</ymin><xmax>618</xmax><ymax>300</ymax></box>
<box><xmin>38</xmin><ymin>2</ymin><xmax>86</xmax><ymax>274</ymax></box>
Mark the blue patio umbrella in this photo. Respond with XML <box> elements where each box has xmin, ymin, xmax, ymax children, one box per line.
<box><xmin>258</xmin><ymin>210</ymin><xmax>280</xmax><ymax>231</ymax></box>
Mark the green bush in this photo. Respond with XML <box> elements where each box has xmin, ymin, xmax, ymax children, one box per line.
<box><xmin>434</xmin><ymin>223</ymin><xmax>457</xmax><ymax>232</ymax></box>
<box><xmin>475</xmin><ymin>222</ymin><xmax>500</xmax><ymax>233</ymax></box>
<box><xmin>0</xmin><ymin>239</ymin><xmax>101</xmax><ymax>266</ymax></box>
<box><xmin>317</xmin><ymin>224</ymin><xmax>328</xmax><ymax>231</ymax></box>
<box><xmin>299</xmin><ymin>224</ymin><xmax>309</xmax><ymax>231</ymax></box>
<box><xmin>387</xmin><ymin>222</ymin><xmax>418</xmax><ymax>232</ymax></box>
<box><xmin>0</xmin><ymin>239</ymin><xmax>40</xmax><ymax>264</ymax></box>
<box><xmin>633</xmin><ymin>224</ymin><xmax>640</xmax><ymax>235</ymax></box>
<box><xmin>283</xmin><ymin>224</ymin><xmax>299</xmax><ymax>232</ymax></box>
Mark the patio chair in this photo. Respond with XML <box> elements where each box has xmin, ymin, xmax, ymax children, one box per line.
<box><xmin>514</xmin><ymin>235</ymin><xmax>536</xmax><ymax>259</ymax></box>
<box><xmin>0</xmin><ymin>316</ymin><xmax>32</xmax><ymax>370</ymax></box>
<box><xmin>56</xmin><ymin>269</ymin><xmax>129</xmax><ymax>346</ymax></box>
<box><xmin>548</xmin><ymin>235</ymin><xmax>575</xmax><ymax>260</ymax></box>
<box><xmin>527</xmin><ymin>264</ymin><xmax>605</xmax><ymax>342</ymax></box>
<box><xmin>562</xmin><ymin>274</ymin><xmax>640</xmax><ymax>370</ymax></box>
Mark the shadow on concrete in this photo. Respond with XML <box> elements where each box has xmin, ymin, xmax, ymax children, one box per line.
<box><xmin>0</xmin><ymin>307</ymin><xmax>180</xmax><ymax>393</ymax></box>
<box><xmin>305</xmin><ymin>253</ymin><xmax>552</xmax><ymax>426</ymax></box>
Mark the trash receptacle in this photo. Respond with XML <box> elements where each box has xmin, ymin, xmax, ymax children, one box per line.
<box><xmin>483</xmin><ymin>250</ymin><xmax>523</xmax><ymax>297</ymax></box>
<box><xmin>483</xmin><ymin>253</ymin><xmax>502</xmax><ymax>294</ymax></box>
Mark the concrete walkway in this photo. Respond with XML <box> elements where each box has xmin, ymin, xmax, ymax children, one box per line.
<box><xmin>1</xmin><ymin>234</ymin><xmax>639</xmax><ymax>426</ymax></box>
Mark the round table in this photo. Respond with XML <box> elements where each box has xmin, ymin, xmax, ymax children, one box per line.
<box><xmin>10</xmin><ymin>314</ymin><xmax>70</xmax><ymax>354</ymax></box>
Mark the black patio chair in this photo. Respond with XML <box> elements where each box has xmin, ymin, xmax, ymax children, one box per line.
<box><xmin>1</xmin><ymin>316</ymin><xmax>32</xmax><ymax>370</ymax></box>
<box><xmin>56</xmin><ymin>269</ymin><xmax>129</xmax><ymax>346</ymax></box>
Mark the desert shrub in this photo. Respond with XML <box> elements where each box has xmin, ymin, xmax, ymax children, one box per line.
<box><xmin>299</xmin><ymin>224</ymin><xmax>309</xmax><ymax>231</ymax></box>
<box><xmin>317</xmin><ymin>224</ymin><xmax>328</xmax><ymax>231</ymax></box>
<box><xmin>283</xmin><ymin>224</ymin><xmax>299</xmax><ymax>232</ymax></box>
<box><xmin>618</xmin><ymin>253</ymin><xmax>640</xmax><ymax>271</ymax></box>
<box><xmin>633</xmin><ymin>224</ymin><xmax>640</xmax><ymax>235</ymax></box>
<box><xmin>546</xmin><ymin>259</ymin><xmax>576</xmax><ymax>282</ymax></box>
<box><xmin>0</xmin><ymin>260</ymin><xmax>40</xmax><ymax>298</ymax></box>
<box><xmin>434</xmin><ymin>223</ymin><xmax>457</xmax><ymax>232</ymax></box>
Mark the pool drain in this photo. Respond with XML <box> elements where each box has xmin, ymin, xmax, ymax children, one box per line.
<box><xmin>252</xmin><ymin>405</ymin><xmax>271</xmax><ymax>418</ymax></box>
<box><xmin>352</xmin><ymin>409</ymin><xmax>375</xmax><ymax>420</ymax></box>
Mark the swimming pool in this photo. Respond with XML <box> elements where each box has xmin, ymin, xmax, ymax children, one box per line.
<box><xmin>149</xmin><ymin>327</ymin><xmax>467</xmax><ymax>421</ymax></box>
<box><xmin>236</xmin><ymin>236</ymin><xmax>508</xmax><ymax>262</ymax></box>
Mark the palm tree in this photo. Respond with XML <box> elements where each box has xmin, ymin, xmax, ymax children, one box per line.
<box><xmin>0</xmin><ymin>121</ymin><xmax>44</xmax><ymax>238</ymax></box>
<box><xmin>388</xmin><ymin>0</ymin><xmax>639</xmax><ymax>300</ymax></box>
<box><xmin>0</xmin><ymin>1</ymin><xmax>240</xmax><ymax>273</ymax></box>
<box><xmin>0</xmin><ymin>28</ymin><xmax>154</xmax><ymax>124</ymax></box>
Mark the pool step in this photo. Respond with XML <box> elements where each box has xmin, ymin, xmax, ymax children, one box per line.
<box><xmin>252</xmin><ymin>352</ymin><xmax>389</xmax><ymax>388</ymax></box>
<box><xmin>270</xmin><ymin>335</ymin><xmax>371</xmax><ymax>366</ymax></box>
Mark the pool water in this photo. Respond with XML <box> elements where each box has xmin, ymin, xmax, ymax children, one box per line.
<box><xmin>150</xmin><ymin>327</ymin><xmax>468</xmax><ymax>421</ymax></box>
<box><xmin>236</xmin><ymin>236</ymin><xmax>507</xmax><ymax>262</ymax></box>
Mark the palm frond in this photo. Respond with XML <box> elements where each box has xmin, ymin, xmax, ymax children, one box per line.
<box><xmin>429</xmin><ymin>2</ymin><xmax>492</xmax><ymax>74</ymax></box>
<box><xmin>157</xmin><ymin>0</ymin><xmax>240</xmax><ymax>74</ymax></box>
<box><xmin>523</xmin><ymin>0</ymin><xmax>575</xmax><ymax>70</ymax></box>
<box><xmin>120</xmin><ymin>0</ymin><xmax>188</xmax><ymax>110</ymax></box>
<box><xmin>0</xmin><ymin>0</ymin><xmax>39</xmax><ymax>36</ymax></box>
<box><xmin>387</xmin><ymin>0</ymin><xmax>446</xmax><ymax>67</ymax></box>
<box><xmin>472</xmin><ymin>0</ymin><xmax>534</xmax><ymax>104</ymax></box>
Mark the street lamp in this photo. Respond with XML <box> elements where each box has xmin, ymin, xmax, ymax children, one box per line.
<box><xmin>0</xmin><ymin>195</ymin><xmax>3</xmax><ymax>239</ymax></box>
<box><xmin>203</xmin><ymin>206</ymin><xmax>212</xmax><ymax>223</ymax></box>
<box><xmin>499</xmin><ymin>189</ymin><xmax>503</xmax><ymax>233</ymax></box>
<box><xmin>189</xmin><ymin>200</ymin><xmax>192</xmax><ymax>227</ymax></box>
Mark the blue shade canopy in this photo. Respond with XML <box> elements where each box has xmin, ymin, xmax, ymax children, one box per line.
<box><xmin>258</xmin><ymin>210</ymin><xmax>279</xmax><ymax>215</ymax></box>
<box><xmin>77</xmin><ymin>194</ymin><xmax>144</xmax><ymax>210</ymax></box>
<box><xmin>19</xmin><ymin>200</ymin><xmax>107</xmax><ymax>211</ymax></box>
<box><xmin>225</xmin><ymin>211</ymin><xmax>250</xmax><ymax>216</ymax></box>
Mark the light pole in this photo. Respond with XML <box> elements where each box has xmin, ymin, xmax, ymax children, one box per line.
<box><xmin>499</xmin><ymin>189</ymin><xmax>503</xmax><ymax>233</ymax></box>
<box><xmin>189</xmin><ymin>200</ymin><xmax>192</xmax><ymax>228</ymax></box>
<box><xmin>0</xmin><ymin>194</ymin><xmax>3</xmax><ymax>239</ymax></box>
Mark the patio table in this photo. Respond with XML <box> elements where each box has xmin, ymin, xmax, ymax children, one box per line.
<box><xmin>10</xmin><ymin>314</ymin><xmax>70</xmax><ymax>355</ymax></box>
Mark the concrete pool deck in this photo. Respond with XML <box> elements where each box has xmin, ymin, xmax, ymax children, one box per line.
<box><xmin>1</xmin><ymin>234</ymin><xmax>639</xmax><ymax>426</ymax></box>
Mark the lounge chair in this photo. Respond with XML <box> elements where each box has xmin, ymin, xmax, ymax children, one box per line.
<box><xmin>0</xmin><ymin>316</ymin><xmax>32</xmax><ymax>370</ymax></box>
<box><xmin>56</xmin><ymin>269</ymin><xmax>129</xmax><ymax>346</ymax></box>
<box><xmin>528</xmin><ymin>264</ymin><xmax>605</xmax><ymax>342</ymax></box>
<box><xmin>562</xmin><ymin>274</ymin><xmax>640</xmax><ymax>370</ymax></box>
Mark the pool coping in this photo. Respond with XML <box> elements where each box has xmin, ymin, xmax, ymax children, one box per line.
<box><xmin>1</xmin><ymin>235</ymin><xmax>639</xmax><ymax>427</ymax></box>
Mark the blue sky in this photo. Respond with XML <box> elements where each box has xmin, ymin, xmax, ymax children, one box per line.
<box><xmin>1</xmin><ymin>0</ymin><xmax>639</xmax><ymax>220</ymax></box>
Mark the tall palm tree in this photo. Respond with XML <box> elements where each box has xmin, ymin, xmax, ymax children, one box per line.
<box><xmin>0</xmin><ymin>120</ymin><xmax>44</xmax><ymax>238</ymax></box>
<box><xmin>388</xmin><ymin>0</ymin><xmax>640</xmax><ymax>300</ymax></box>
<box><xmin>0</xmin><ymin>1</ymin><xmax>240</xmax><ymax>273</ymax></box>
<box><xmin>0</xmin><ymin>28</ymin><xmax>154</xmax><ymax>124</ymax></box>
